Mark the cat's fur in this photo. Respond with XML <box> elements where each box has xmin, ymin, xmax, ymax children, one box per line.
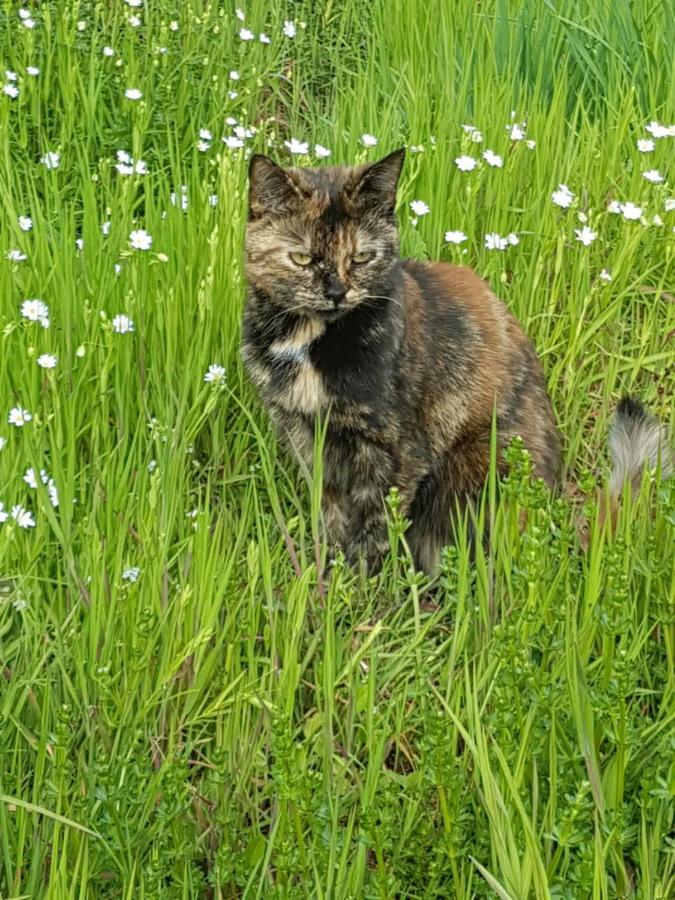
<box><xmin>241</xmin><ymin>148</ymin><xmax>564</xmax><ymax>572</ymax></box>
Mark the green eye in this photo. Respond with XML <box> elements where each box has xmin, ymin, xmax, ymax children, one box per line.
<box><xmin>290</xmin><ymin>252</ymin><xmax>312</xmax><ymax>266</ymax></box>
<box><xmin>353</xmin><ymin>250</ymin><xmax>374</xmax><ymax>264</ymax></box>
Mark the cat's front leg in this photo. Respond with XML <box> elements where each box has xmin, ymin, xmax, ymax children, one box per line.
<box><xmin>343</xmin><ymin>440</ymin><xmax>394</xmax><ymax>571</ymax></box>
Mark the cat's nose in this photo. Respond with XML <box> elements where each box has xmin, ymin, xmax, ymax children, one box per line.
<box><xmin>325</xmin><ymin>276</ymin><xmax>347</xmax><ymax>304</ymax></box>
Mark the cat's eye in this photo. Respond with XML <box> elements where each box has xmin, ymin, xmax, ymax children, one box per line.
<box><xmin>353</xmin><ymin>250</ymin><xmax>374</xmax><ymax>264</ymax></box>
<box><xmin>290</xmin><ymin>252</ymin><xmax>313</xmax><ymax>267</ymax></box>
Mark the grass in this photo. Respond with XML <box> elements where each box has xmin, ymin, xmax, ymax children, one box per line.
<box><xmin>0</xmin><ymin>0</ymin><xmax>674</xmax><ymax>896</ymax></box>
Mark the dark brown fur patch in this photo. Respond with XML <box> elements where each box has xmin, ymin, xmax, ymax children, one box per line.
<box><xmin>242</xmin><ymin>150</ymin><xmax>562</xmax><ymax>572</ymax></box>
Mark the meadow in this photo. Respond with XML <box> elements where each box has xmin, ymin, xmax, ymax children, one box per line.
<box><xmin>0</xmin><ymin>1</ymin><xmax>674</xmax><ymax>896</ymax></box>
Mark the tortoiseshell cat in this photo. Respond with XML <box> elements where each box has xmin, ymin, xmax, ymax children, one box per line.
<box><xmin>241</xmin><ymin>148</ymin><xmax>563</xmax><ymax>572</ymax></box>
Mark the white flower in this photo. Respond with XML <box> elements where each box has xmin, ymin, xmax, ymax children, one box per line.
<box><xmin>283</xmin><ymin>20</ymin><xmax>297</xmax><ymax>38</ymax></box>
<box><xmin>204</xmin><ymin>364</ymin><xmax>226</xmax><ymax>384</ymax></box>
<box><xmin>5</xmin><ymin>69</ymin><xmax>17</xmax><ymax>81</ymax></box>
<box><xmin>361</xmin><ymin>133</ymin><xmax>378</xmax><ymax>147</ymax></box>
<box><xmin>117</xmin><ymin>150</ymin><xmax>132</xmax><ymax>164</ymax></box>
<box><xmin>197</xmin><ymin>140</ymin><xmax>211</xmax><ymax>152</ymax></box>
<box><xmin>551</xmin><ymin>184</ymin><xmax>575</xmax><ymax>208</ymax></box>
<box><xmin>455</xmin><ymin>155</ymin><xmax>477</xmax><ymax>172</ymax></box>
<box><xmin>169</xmin><ymin>20</ymin><xmax>179</xmax><ymax>31</ymax></box>
<box><xmin>170</xmin><ymin>191</ymin><xmax>188</xmax><ymax>211</ymax></box>
<box><xmin>642</xmin><ymin>169</ymin><xmax>664</xmax><ymax>183</ymax></box>
<box><xmin>77</xmin><ymin>21</ymin><xmax>87</xmax><ymax>32</ymax></box>
<box><xmin>125</xmin><ymin>0</ymin><xmax>143</xmax><ymax>7</ymax></box>
<box><xmin>3</xmin><ymin>84</ymin><xmax>19</xmax><ymax>98</ymax></box>
<box><xmin>637</xmin><ymin>139</ymin><xmax>654</xmax><ymax>153</ymax></box>
<box><xmin>199</xmin><ymin>128</ymin><xmax>213</xmax><ymax>141</ymax></box>
<box><xmin>228</xmin><ymin>90</ymin><xmax>239</xmax><ymax>100</ymax></box>
<box><xmin>103</xmin><ymin>46</ymin><xmax>115</xmax><ymax>57</ymax></box>
<box><xmin>225</xmin><ymin>116</ymin><xmax>238</xmax><ymax>126</ymax></box>
<box><xmin>284</xmin><ymin>138</ymin><xmax>308</xmax><ymax>155</ymax></box>
<box><xmin>239</xmin><ymin>28</ymin><xmax>255</xmax><ymax>40</ymax></box>
<box><xmin>125</xmin><ymin>88</ymin><xmax>142</xmax><ymax>100</ymax></box>
<box><xmin>664</xmin><ymin>198</ymin><xmax>675</xmax><ymax>212</ymax></box>
<box><xmin>652</xmin><ymin>214</ymin><xmax>663</xmax><ymax>226</ymax></box>
<box><xmin>76</xmin><ymin>238</ymin><xmax>84</xmax><ymax>251</ymax></box>
<box><xmin>482</xmin><ymin>149</ymin><xmax>503</xmax><ymax>168</ymax></box>
<box><xmin>526</xmin><ymin>140</ymin><xmax>536</xmax><ymax>149</ymax></box>
<box><xmin>128</xmin><ymin>15</ymin><xmax>141</xmax><ymax>27</ymax></box>
<box><xmin>619</xmin><ymin>201</ymin><xmax>642</xmax><ymax>220</ymax></box>
<box><xmin>410</xmin><ymin>200</ymin><xmax>429</xmax><ymax>216</ymax></box>
<box><xmin>607</xmin><ymin>200</ymin><xmax>621</xmax><ymax>214</ymax></box>
<box><xmin>122</xmin><ymin>566</ymin><xmax>141</xmax><ymax>583</ymax></box>
<box><xmin>484</xmin><ymin>233</ymin><xmax>507</xmax><ymax>250</ymax></box>
<box><xmin>229</xmin><ymin>70</ymin><xmax>240</xmax><ymax>80</ymax></box>
<box><xmin>8</xmin><ymin>407</ymin><xmax>32</xmax><ymax>427</ymax></box>
<box><xmin>41</xmin><ymin>151</ymin><xmax>60</xmax><ymax>169</ymax></box>
<box><xmin>12</xmin><ymin>505</ymin><xmax>35</xmax><ymax>528</ymax></box>
<box><xmin>508</xmin><ymin>123</ymin><xmax>526</xmax><ymax>140</ymax></box>
<box><xmin>129</xmin><ymin>229</ymin><xmax>152</xmax><ymax>250</ymax></box>
<box><xmin>21</xmin><ymin>299</ymin><xmax>50</xmax><ymax>327</ymax></box>
<box><xmin>645</xmin><ymin>121</ymin><xmax>674</xmax><ymax>138</ymax></box>
<box><xmin>506</xmin><ymin>232</ymin><xmax>519</xmax><ymax>246</ymax></box>
<box><xmin>470</xmin><ymin>130</ymin><xmax>483</xmax><ymax>143</ymax></box>
<box><xmin>18</xmin><ymin>215</ymin><xmax>33</xmax><ymax>231</ymax></box>
<box><xmin>444</xmin><ymin>230</ymin><xmax>468</xmax><ymax>244</ymax></box>
<box><xmin>0</xmin><ymin>503</ymin><xmax>7</xmax><ymax>523</ymax></box>
<box><xmin>112</xmin><ymin>314</ymin><xmax>135</xmax><ymax>334</ymax></box>
<box><xmin>0</xmin><ymin>438</ymin><xmax>5</xmax><ymax>451</ymax></box>
<box><xmin>134</xmin><ymin>159</ymin><xmax>147</xmax><ymax>175</ymax></box>
<box><xmin>101</xmin><ymin>220</ymin><xmax>111</xmax><ymax>236</ymax></box>
<box><xmin>23</xmin><ymin>468</ymin><xmax>49</xmax><ymax>489</ymax></box>
<box><xmin>574</xmin><ymin>225</ymin><xmax>596</xmax><ymax>245</ymax></box>
<box><xmin>315</xmin><ymin>144</ymin><xmax>331</xmax><ymax>158</ymax></box>
<box><xmin>37</xmin><ymin>354</ymin><xmax>57</xmax><ymax>369</ymax></box>
<box><xmin>48</xmin><ymin>481</ymin><xmax>58</xmax><ymax>507</ymax></box>
<box><xmin>222</xmin><ymin>136</ymin><xmax>244</xmax><ymax>149</ymax></box>
<box><xmin>235</xmin><ymin>8</ymin><xmax>245</xmax><ymax>20</ymax></box>
<box><xmin>259</xmin><ymin>33</ymin><xmax>271</xmax><ymax>44</ymax></box>
<box><xmin>208</xmin><ymin>194</ymin><xmax>218</xmax><ymax>207</ymax></box>
<box><xmin>21</xmin><ymin>17</ymin><xmax>35</xmax><ymax>29</ymax></box>
<box><xmin>599</xmin><ymin>269</ymin><xmax>613</xmax><ymax>282</ymax></box>
<box><xmin>7</xmin><ymin>249</ymin><xmax>27</xmax><ymax>262</ymax></box>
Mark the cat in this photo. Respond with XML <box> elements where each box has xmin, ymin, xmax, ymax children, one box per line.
<box><xmin>241</xmin><ymin>148</ymin><xmax>668</xmax><ymax>572</ymax></box>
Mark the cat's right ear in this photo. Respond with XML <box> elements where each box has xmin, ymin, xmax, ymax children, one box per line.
<box><xmin>248</xmin><ymin>155</ymin><xmax>304</xmax><ymax>219</ymax></box>
<box><xmin>352</xmin><ymin>148</ymin><xmax>406</xmax><ymax>215</ymax></box>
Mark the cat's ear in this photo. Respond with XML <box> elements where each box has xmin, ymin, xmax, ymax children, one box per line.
<box><xmin>248</xmin><ymin>155</ymin><xmax>308</xmax><ymax>219</ymax></box>
<box><xmin>351</xmin><ymin>148</ymin><xmax>405</xmax><ymax>214</ymax></box>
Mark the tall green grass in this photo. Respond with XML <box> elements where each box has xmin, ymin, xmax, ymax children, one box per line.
<box><xmin>0</xmin><ymin>1</ymin><xmax>673</xmax><ymax>896</ymax></box>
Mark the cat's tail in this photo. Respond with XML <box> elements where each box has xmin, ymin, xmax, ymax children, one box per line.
<box><xmin>601</xmin><ymin>396</ymin><xmax>673</xmax><ymax>529</ymax></box>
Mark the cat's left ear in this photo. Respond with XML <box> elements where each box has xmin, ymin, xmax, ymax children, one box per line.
<box><xmin>351</xmin><ymin>148</ymin><xmax>406</xmax><ymax>214</ymax></box>
<box><xmin>248</xmin><ymin>154</ymin><xmax>309</xmax><ymax>219</ymax></box>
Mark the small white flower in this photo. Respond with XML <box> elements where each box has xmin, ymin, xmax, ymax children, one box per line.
<box><xmin>37</xmin><ymin>354</ymin><xmax>57</xmax><ymax>369</ymax></box>
<box><xmin>506</xmin><ymin>232</ymin><xmax>519</xmax><ymax>246</ymax></box>
<box><xmin>204</xmin><ymin>364</ymin><xmax>227</xmax><ymax>384</ymax></box>
<box><xmin>125</xmin><ymin>88</ymin><xmax>142</xmax><ymax>100</ymax></box>
<box><xmin>235</xmin><ymin>7</ymin><xmax>245</xmax><ymax>20</ymax></box>
<box><xmin>21</xmin><ymin>17</ymin><xmax>35</xmax><ymax>29</ymax></box>
<box><xmin>5</xmin><ymin>69</ymin><xmax>17</xmax><ymax>81</ymax></box>
<box><xmin>637</xmin><ymin>138</ymin><xmax>654</xmax><ymax>153</ymax></box>
<box><xmin>125</xmin><ymin>0</ymin><xmax>143</xmax><ymax>7</ymax></box>
<box><xmin>239</xmin><ymin>28</ymin><xmax>255</xmax><ymax>40</ymax></box>
<box><xmin>225</xmin><ymin>116</ymin><xmax>238</xmax><ymax>126</ymax></box>
<box><xmin>664</xmin><ymin>198</ymin><xmax>675</xmax><ymax>212</ymax></box>
<box><xmin>482</xmin><ymin>149</ymin><xmax>503</xmax><ymax>167</ymax></box>
<box><xmin>48</xmin><ymin>480</ymin><xmax>58</xmax><ymax>508</ymax></box>
<box><xmin>577</xmin><ymin>211</ymin><xmax>588</xmax><ymax>223</ymax></box>
<box><xmin>228</xmin><ymin>90</ymin><xmax>239</xmax><ymax>100</ymax></box>
<box><xmin>470</xmin><ymin>130</ymin><xmax>483</xmax><ymax>143</ymax></box>
<box><xmin>526</xmin><ymin>140</ymin><xmax>536</xmax><ymax>150</ymax></box>
<box><xmin>3</xmin><ymin>84</ymin><xmax>19</xmax><ymax>99</ymax></box>
<box><xmin>284</xmin><ymin>137</ymin><xmax>308</xmax><ymax>155</ymax></box>
<box><xmin>18</xmin><ymin>215</ymin><xmax>33</xmax><ymax>231</ymax></box>
<box><xmin>41</xmin><ymin>151</ymin><xmax>60</xmax><ymax>170</ymax></box>
<box><xmin>112</xmin><ymin>314</ymin><xmax>135</xmax><ymax>334</ymax></box>
<box><xmin>315</xmin><ymin>144</ymin><xmax>331</xmax><ymax>158</ymax></box>
<box><xmin>645</xmin><ymin>121</ymin><xmax>672</xmax><ymax>138</ymax></box>
<box><xmin>134</xmin><ymin>159</ymin><xmax>147</xmax><ymax>175</ymax></box>
<box><xmin>0</xmin><ymin>503</ymin><xmax>7</xmax><ymax>523</ymax></box>
<box><xmin>169</xmin><ymin>20</ymin><xmax>178</xmax><ymax>31</ymax></box>
<box><xmin>652</xmin><ymin>214</ymin><xmax>663</xmax><ymax>226</ymax></box>
<box><xmin>122</xmin><ymin>566</ymin><xmax>141</xmax><ymax>583</ymax></box>
<box><xmin>0</xmin><ymin>437</ymin><xmax>5</xmax><ymax>451</ymax></box>
<box><xmin>574</xmin><ymin>225</ymin><xmax>597</xmax><ymax>246</ymax></box>
<box><xmin>259</xmin><ymin>33</ymin><xmax>271</xmax><ymax>44</ymax></box>
<box><xmin>410</xmin><ymin>200</ymin><xmax>429</xmax><ymax>216</ymax></box>
<box><xmin>7</xmin><ymin>249</ymin><xmax>27</xmax><ymax>262</ymax></box>
<box><xmin>283</xmin><ymin>20</ymin><xmax>297</xmax><ymax>38</ymax></box>
<box><xmin>77</xmin><ymin>20</ymin><xmax>87</xmax><ymax>32</ymax></box>
<box><xmin>26</xmin><ymin>66</ymin><xmax>40</xmax><ymax>77</ymax></box>
<box><xmin>170</xmin><ymin>191</ymin><xmax>189</xmax><ymax>211</ymax></box>
<box><xmin>148</xmin><ymin>459</ymin><xmax>158</xmax><ymax>473</ymax></box>
<box><xmin>619</xmin><ymin>201</ymin><xmax>642</xmax><ymax>220</ymax></box>
<box><xmin>75</xmin><ymin>238</ymin><xmax>84</xmax><ymax>251</ymax></box>
<box><xmin>607</xmin><ymin>200</ymin><xmax>621</xmax><ymax>214</ymax></box>
<box><xmin>455</xmin><ymin>155</ymin><xmax>477</xmax><ymax>172</ymax></box>
<box><xmin>444</xmin><ymin>230</ymin><xmax>468</xmax><ymax>244</ymax></box>
<box><xmin>103</xmin><ymin>46</ymin><xmax>115</xmax><ymax>57</ymax></box>
<box><xmin>23</xmin><ymin>468</ymin><xmax>49</xmax><ymax>489</ymax></box>
<box><xmin>208</xmin><ymin>194</ymin><xmax>218</xmax><ymax>207</ymax></box>
<box><xmin>199</xmin><ymin>128</ymin><xmax>213</xmax><ymax>141</ymax></box>
<box><xmin>129</xmin><ymin>229</ymin><xmax>152</xmax><ymax>250</ymax></box>
<box><xmin>21</xmin><ymin>299</ymin><xmax>50</xmax><ymax>327</ymax></box>
<box><xmin>117</xmin><ymin>150</ymin><xmax>132</xmax><ymax>164</ymax></box>
<box><xmin>18</xmin><ymin>9</ymin><xmax>30</xmax><ymax>20</ymax></box>
<box><xmin>484</xmin><ymin>233</ymin><xmax>507</xmax><ymax>250</ymax></box>
<box><xmin>197</xmin><ymin>140</ymin><xmax>211</xmax><ymax>152</ymax></box>
<box><xmin>508</xmin><ymin>123</ymin><xmax>526</xmax><ymax>141</ymax></box>
<box><xmin>8</xmin><ymin>407</ymin><xmax>32</xmax><ymax>427</ymax></box>
<box><xmin>599</xmin><ymin>269</ymin><xmax>613</xmax><ymax>282</ymax></box>
<box><xmin>101</xmin><ymin>220</ymin><xmax>111</xmax><ymax>236</ymax></box>
<box><xmin>128</xmin><ymin>15</ymin><xmax>141</xmax><ymax>28</ymax></box>
<box><xmin>222</xmin><ymin>136</ymin><xmax>244</xmax><ymax>149</ymax></box>
<box><xmin>12</xmin><ymin>505</ymin><xmax>35</xmax><ymax>528</ymax></box>
<box><xmin>552</xmin><ymin>184</ymin><xmax>575</xmax><ymax>208</ymax></box>
<box><xmin>361</xmin><ymin>133</ymin><xmax>378</xmax><ymax>147</ymax></box>
<box><xmin>116</xmin><ymin>163</ymin><xmax>134</xmax><ymax>175</ymax></box>
<box><xmin>642</xmin><ymin>169</ymin><xmax>664</xmax><ymax>183</ymax></box>
<box><xmin>229</xmin><ymin>70</ymin><xmax>240</xmax><ymax>80</ymax></box>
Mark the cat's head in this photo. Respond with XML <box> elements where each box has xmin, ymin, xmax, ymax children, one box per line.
<box><xmin>244</xmin><ymin>149</ymin><xmax>405</xmax><ymax>321</ymax></box>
